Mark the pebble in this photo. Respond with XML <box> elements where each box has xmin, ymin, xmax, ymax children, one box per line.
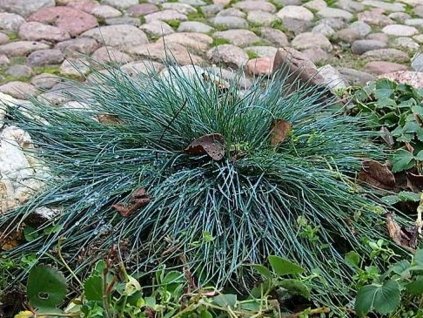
<box><xmin>362</xmin><ymin>0</ymin><xmax>404</xmax><ymax>12</ymax></box>
<box><xmin>302</xmin><ymin>47</ymin><xmax>329</xmax><ymax>64</ymax></box>
<box><xmin>260</xmin><ymin>28</ymin><xmax>289</xmax><ymax>47</ymax></box>
<box><xmin>245</xmin><ymin>56</ymin><xmax>273</xmax><ymax>76</ymax></box>
<box><xmin>178</xmin><ymin>21</ymin><xmax>214</xmax><ymax>33</ymax></box>
<box><xmin>105</xmin><ymin>17</ymin><xmax>141</xmax><ymax>26</ymax></box>
<box><xmin>247</xmin><ymin>11</ymin><xmax>279</xmax><ymax>26</ymax></box>
<box><xmin>162</xmin><ymin>3</ymin><xmax>197</xmax><ymax>15</ymax></box>
<box><xmin>207</xmin><ymin>44</ymin><xmax>248</xmax><ymax>69</ymax></box>
<box><xmin>234</xmin><ymin>1</ymin><xmax>276</xmax><ymax>13</ymax></box>
<box><xmin>364</xmin><ymin>61</ymin><xmax>408</xmax><ymax>75</ymax></box>
<box><xmin>28</xmin><ymin>6</ymin><xmax>98</xmax><ymax>36</ymax></box>
<box><xmin>19</xmin><ymin>22</ymin><xmax>71</xmax><ymax>42</ymax></box>
<box><xmin>351</xmin><ymin>40</ymin><xmax>386</xmax><ymax>55</ymax></box>
<box><xmin>102</xmin><ymin>0</ymin><xmax>138</xmax><ymax>10</ymax></box>
<box><xmin>334</xmin><ymin>28</ymin><xmax>361</xmax><ymax>43</ymax></box>
<box><xmin>91</xmin><ymin>46</ymin><xmax>133</xmax><ymax>64</ymax></box>
<box><xmin>413</xmin><ymin>34</ymin><xmax>423</xmax><ymax>43</ymax></box>
<box><xmin>312</xmin><ymin>23</ymin><xmax>335</xmax><ymax>37</ymax></box>
<box><xmin>6</xmin><ymin>65</ymin><xmax>33</xmax><ymax>78</ymax></box>
<box><xmin>0</xmin><ymin>33</ymin><xmax>9</xmax><ymax>45</ymax></box>
<box><xmin>31</xmin><ymin>73</ymin><xmax>62</xmax><ymax>90</ymax></box>
<box><xmin>201</xmin><ymin>4</ymin><xmax>224</xmax><ymax>17</ymax></box>
<box><xmin>244</xmin><ymin>46</ymin><xmax>277</xmax><ymax>57</ymax></box>
<box><xmin>292</xmin><ymin>32</ymin><xmax>332</xmax><ymax>52</ymax></box>
<box><xmin>211</xmin><ymin>16</ymin><xmax>249</xmax><ymax>29</ymax></box>
<box><xmin>0</xmin><ymin>13</ymin><xmax>26</xmax><ymax>32</ymax></box>
<box><xmin>217</xmin><ymin>8</ymin><xmax>245</xmax><ymax>17</ymax></box>
<box><xmin>82</xmin><ymin>25</ymin><xmax>148</xmax><ymax>49</ymax></box>
<box><xmin>382</xmin><ymin>24</ymin><xmax>418</xmax><ymax>36</ymax></box>
<box><xmin>0</xmin><ymin>41</ymin><xmax>51</xmax><ymax>57</ymax></box>
<box><xmin>367</xmin><ymin>32</ymin><xmax>388</xmax><ymax>43</ymax></box>
<box><xmin>411</xmin><ymin>53</ymin><xmax>423</xmax><ymax>72</ymax></box>
<box><xmin>349</xmin><ymin>21</ymin><xmax>372</xmax><ymax>37</ymax></box>
<box><xmin>0</xmin><ymin>0</ymin><xmax>55</xmax><ymax>17</ymax></box>
<box><xmin>381</xmin><ymin>71</ymin><xmax>423</xmax><ymax>89</ymax></box>
<box><xmin>336</xmin><ymin>0</ymin><xmax>364</xmax><ymax>12</ymax></box>
<box><xmin>358</xmin><ymin>9</ymin><xmax>393</xmax><ymax>26</ymax></box>
<box><xmin>120</xmin><ymin>61</ymin><xmax>164</xmax><ymax>76</ymax></box>
<box><xmin>127</xmin><ymin>4</ymin><xmax>158</xmax><ymax>17</ymax></box>
<box><xmin>140</xmin><ymin>21</ymin><xmax>175</xmax><ymax>37</ymax></box>
<box><xmin>213</xmin><ymin>29</ymin><xmax>260</xmax><ymax>47</ymax></box>
<box><xmin>362</xmin><ymin>48</ymin><xmax>409</xmax><ymax>63</ymax></box>
<box><xmin>388</xmin><ymin>12</ymin><xmax>411</xmax><ymax>23</ymax></box>
<box><xmin>405</xmin><ymin>19</ymin><xmax>423</xmax><ymax>27</ymax></box>
<box><xmin>391</xmin><ymin>37</ymin><xmax>419</xmax><ymax>52</ymax></box>
<box><xmin>337</xmin><ymin>67</ymin><xmax>375</xmax><ymax>85</ymax></box>
<box><xmin>144</xmin><ymin>10</ymin><xmax>187</xmax><ymax>23</ymax></box>
<box><xmin>161</xmin><ymin>32</ymin><xmax>213</xmax><ymax>52</ymax></box>
<box><xmin>90</xmin><ymin>5</ymin><xmax>122</xmax><ymax>18</ymax></box>
<box><xmin>27</xmin><ymin>49</ymin><xmax>65</xmax><ymax>66</ymax></box>
<box><xmin>318</xmin><ymin>65</ymin><xmax>348</xmax><ymax>90</ymax></box>
<box><xmin>0</xmin><ymin>81</ymin><xmax>38</xmax><ymax>99</ymax></box>
<box><xmin>60</xmin><ymin>58</ymin><xmax>90</xmax><ymax>78</ymax></box>
<box><xmin>317</xmin><ymin>8</ymin><xmax>353</xmax><ymax>21</ymax></box>
<box><xmin>0</xmin><ymin>55</ymin><xmax>10</xmax><ymax>66</ymax></box>
<box><xmin>55</xmin><ymin>37</ymin><xmax>100</xmax><ymax>56</ymax></box>
<box><xmin>277</xmin><ymin>5</ymin><xmax>314</xmax><ymax>21</ymax></box>
<box><xmin>304</xmin><ymin>0</ymin><xmax>327</xmax><ymax>11</ymax></box>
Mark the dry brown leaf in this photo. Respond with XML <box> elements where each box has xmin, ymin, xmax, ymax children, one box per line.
<box><xmin>112</xmin><ymin>188</ymin><xmax>150</xmax><ymax>217</ymax></box>
<box><xmin>0</xmin><ymin>230</ymin><xmax>22</xmax><ymax>251</ymax></box>
<box><xmin>406</xmin><ymin>172</ymin><xmax>423</xmax><ymax>192</ymax></box>
<box><xmin>386</xmin><ymin>212</ymin><xmax>417</xmax><ymax>252</ymax></box>
<box><xmin>358</xmin><ymin>160</ymin><xmax>395</xmax><ymax>190</ymax></box>
<box><xmin>97</xmin><ymin>114</ymin><xmax>122</xmax><ymax>124</ymax></box>
<box><xmin>270</xmin><ymin>119</ymin><xmax>292</xmax><ymax>147</ymax></box>
<box><xmin>185</xmin><ymin>133</ymin><xmax>225</xmax><ymax>161</ymax></box>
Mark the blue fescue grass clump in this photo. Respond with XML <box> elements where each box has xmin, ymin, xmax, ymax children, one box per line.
<box><xmin>1</xmin><ymin>64</ymin><xmax>391</xmax><ymax>304</ymax></box>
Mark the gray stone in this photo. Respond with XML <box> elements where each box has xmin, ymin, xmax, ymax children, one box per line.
<box><xmin>233</xmin><ymin>0</ymin><xmax>276</xmax><ymax>12</ymax></box>
<box><xmin>31</xmin><ymin>73</ymin><xmax>62</xmax><ymax>90</ymax></box>
<box><xmin>416</xmin><ymin>6</ymin><xmax>423</xmax><ymax>18</ymax></box>
<box><xmin>206</xmin><ymin>66</ymin><xmax>252</xmax><ymax>88</ymax></box>
<box><xmin>120</xmin><ymin>61</ymin><xmax>164</xmax><ymax>76</ymax></box>
<box><xmin>144</xmin><ymin>10</ymin><xmax>187</xmax><ymax>23</ymax></box>
<box><xmin>127</xmin><ymin>42</ymin><xmax>204</xmax><ymax>65</ymax></box>
<box><xmin>161</xmin><ymin>32</ymin><xmax>212</xmax><ymax>52</ymax></box>
<box><xmin>0</xmin><ymin>13</ymin><xmax>25</xmax><ymax>32</ymax></box>
<box><xmin>411</xmin><ymin>53</ymin><xmax>423</xmax><ymax>72</ymax></box>
<box><xmin>260</xmin><ymin>27</ymin><xmax>289</xmax><ymax>47</ymax></box>
<box><xmin>127</xmin><ymin>3</ymin><xmax>158</xmax><ymax>17</ymax></box>
<box><xmin>0</xmin><ymin>0</ymin><xmax>54</xmax><ymax>17</ymax></box>
<box><xmin>358</xmin><ymin>9</ymin><xmax>394</xmax><ymax>26</ymax></box>
<box><xmin>244</xmin><ymin>46</ymin><xmax>277</xmax><ymax>57</ymax></box>
<box><xmin>388</xmin><ymin>12</ymin><xmax>411</xmax><ymax>23</ymax></box>
<box><xmin>0</xmin><ymin>33</ymin><xmax>8</xmax><ymax>45</ymax></box>
<box><xmin>318</xmin><ymin>65</ymin><xmax>348</xmax><ymax>90</ymax></box>
<box><xmin>6</xmin><ymin>65</ymin><xmax>32</xmax><ymax>78</ymax></box>
<box><xmin>201</xmin><ymin>4</ymin><xmax>224</xmax><ymax>17</ymax></box>
<box><xmin>317</xmin><ymin>8</ymin><xmax>353</xmax><ymax>21</ymax></box>
<box><xmin>336</xmin><ymin>0</ymin><xmax>364</xmax><ymax>12</ymax></box>
<box><xmin>367</xmin><ymin>32</ymin><xmax>388</xmax><ymax>43</ymax></box>
<box><xmin>90</xmin><ymin>5</ymin><xmax>122</xmax><ymax>18</ymax></box>
<box><xmin>0</xmin><ymin>81</ymin><xmax>38</xmax><ymax>99</ymax></box>
<box><xmin>82</xmin><ymin>25</ymin><xmax>148</xmax><ymax>48</ymax></box>
<box><xmin>381</xmin><ymin>71</ymin><xmax>423</xmax><ymax>89</ymax></box>
<box><xmin>277</xmin><ymin>5</ymin><xmax>314</xmax><ymax>21</ymax></box>
<box><xmin>207</xmin><ymin>44</ymin><xmax>248</xmax><ymax>69</ymax></box>
<box><xmin>247</xmin><ymin>11</ymin><xmax>279</xmax><ymax>26</ymax></box>
<box><xmin>0</xmin><ymin>41</ymin><xmax>51</xmax><ymax>57</ymax></box>
<box><xmin>364</xmin><ymin>61</ymin><xmax>408</xmax><ymax>75</ymax></box>
<box><xmin>102</xmin><ymin>0</ymin><xmax>138</xmax><ymax>10</ymax></box>
<box><xmin>362</xmin><ymin>0</ymin><xmax>405</xmax><ymax>12</ymax></box>
<box><xmin>312</xmin><ymin>23</ymin><xmax>335</xmax><ymax>37</ymax></box>
<box><xmin>319</xmin><ymin>18</ymin><xmax>347</xmax><ymax>30</ymax></box>
<box><xmin>351</xmin><ymin>40</ymin><xmax>386</xmax><ymax>55</ymax></box>
<box><xmin>337</xmin><ymin>67</ymin><xmax>375</xmax><ymax>85</ymax></box>
<box><xmin>211</xmin><ymin>16</ymin><xmax>248</xmax><ymax>29</ymax></box>
<box><xmin>217</xmin><ymin>8</ymin><xmax>245</xmax><ymax>17</ymax></box>
<box><xmin>19</xmin><ymin>22</ymin><xmax>71</xmax><ymax>42</ymax></box>
<box><xmin>391</xmin><ymin>37</ymin><xmax>420</xmax><ymax>52</ymax></box>
<box><xmin>292</xmin><ymin>32</ymin><xmax>332</xmax><ymax>51</ymax></box>
<box><xmin>178</xmin><ymin>21</ymin><xmax>214</xmax><ymax>33</ymax></box>
<box><xmin>279</xmin><ymin>18</ymin><xmax>311</xmax><ymax>34</ymax></box>
<box><xmin>27</xmin><ymin>49</ymin><xmax>64</xmax><ymax>66</ymax></box>
<box><xmin>413</xmin><ymin>34</ymin><xmax>423</xmax><ymax>43</ymax></box>
<box><xmin>405</xmin><ymin>19</ymin><xmax>423</xmax><ymax>27</ymax></box>
<box><xmin>362</xmin><ymin>48</ymin><xmax>410</xmax><ymax>63</ymax></box>
<box><xmin>213</xmin><ymin>29</ymin><xmax>260</xmax><ymax>47</ymax></box>
<box><xmin>91</xmin><ymin>46</ymin><xmax>133</xmax><ymax>64</ymax></box>
<box><xmin>382</xmin><ymin>24</ymin><xmax>418</xmax><ymax>36</ymax></box>
<box><xmin>304</xmin><ymin>0</ymin><xmax>327</xmax><ymax>11</ymax></box>
<box><xmin>55</xmin><ymin>37</ymin><xmax>100</xmax><ymax>57</ymax></box>
<box><xmin>140</xmin><ymin>21</ymin><xmax>175</xmax><ymax>37</ymax></box>
<box><xmin>334</xmin><ymin>28</ymin><xmax>361</xmax><ymax>43</ymax></box>
<box><xmin>162</xmin><ymin>3</ymin><xmax>197</xmax><ymax>14</ymax></box>
<box><xmin>0</xmin><ymin>55</ymin><xmax>9</xmax><ymax>65</ymax></box>
<box><xmin>179</xmin><ymin>0</ymin><xmax>206</xmax><ymax>6</ymax></box>
<box><xmin>60</xmin><ymin>59</ymin><xmax>91</xmax><ymax>78</ymax></box>
<box><xmin>302</xmin><ymin>47</ymin><xmax>329</xmax><ymax>64</ymax></box>
<box><xmin>349</xmin><ymin>21</ymin><xmax>371</xmax><ymax>37</ymax></box>
<box><xmin>105</xmin><ymin>17</ymin><xmax>141</xmax><ymax>26</ymax></box>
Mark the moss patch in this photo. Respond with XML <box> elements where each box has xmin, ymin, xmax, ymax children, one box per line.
<box><xmin>167</xmin><ymin>19</ymin><xmax>181</xmax><ymax>29</ymax></box>
<box><xmin>212</xmin><ymin>38</ymin><xmax>231</xmax><ymax>46</ymax></box>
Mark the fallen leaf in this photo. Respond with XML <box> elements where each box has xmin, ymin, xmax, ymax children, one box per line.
<box><xmin>97</xmin><ymin>114</ymin><xmax>122</xmax><ymax>124</ymax></box>
<box><xmin>380</xmin><ymin>126</ymin><xmax>394</xmax><ymax>147</ymax></box>
<box><xmin>112</xmin><ymin>188</ymin><xmax>150</xmax><ymax>217</ymax></box>
<box><xmin>185</xmin><ymin>133</ymin><xmax>225</xmax><ymax>161</ymax></box>
<box><xmin>270</xmin><ymin>119</ymin><xmax>292</xmax><ymax>147</ymax></box>
<box><xmin>0</xmin><ymin>230</ymin><xmax>22</xmax><ymax>251</ymax></box>
<box><xmin>358</xmin><ymin>160</ymin><xmax>395</xmax><ymax>190</ymax></box>
<box><xmin>386</xmin><ymin>212</ymin><xmax>417</xmax><ymax>252</ymax></box>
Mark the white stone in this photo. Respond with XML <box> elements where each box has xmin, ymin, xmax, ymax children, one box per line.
<box><xmin>318</xmin><ymin>65</ymin><xmax>348</xmax><ymax>90</ymax></box>
<box><xmin>382</xmin><ymin>24</ymin><xmax>418</xmax><ymax>36</ymax></box>
<box><xmin>277</xmin><ymin>5</ymin><xmax>314</xmax><ymax>21</ymax></box>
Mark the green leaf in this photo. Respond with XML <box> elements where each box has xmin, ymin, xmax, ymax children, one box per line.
<box><xmin>212</xmin><ymin>294</ymin><xmax>237</xmax><ymax>308</ymax></box>
<box><xmin>162</xmin><ymin>271</ymin><xmax>184</xmax><ymax>285</ymax></box>
<box><xmin>412</xmin><ymin>105</ymin><xmax>423</xmax><ymax>115</ymax></box>
<box><xmin>27</xmin><ymin>265</ymin><xmax>67</xmax><ymax>311</ymax></box>
<box><xmin>251</xmin><ymin>264</ymin><xmax>273</xmax><ymax>279</ymax></box>
<box><xmin>345</xmin><ymin>251</ymin><xmax>361</xmax><ymax>268</ymax></box>
<box><xmin>84</xmin><ymin>275</ymin><xmax>103</xmax><ymax>302</ymax></box>
<box><xmin>391</xmin><ymin>149</ymin><xmax>415</xmax><ymax>173</ymax></box>
<box><xmin>268</xmin><ymin>255</ymin><xmax>304</xmax><ymax>276</ymax></box>
<box><xmin>278</xmin><ymin>279</ymin><xmax>310</xmax><ymax>299</ymax></box>
<box><xmin>123</xmin><ymin>275</ymin><xmax>141</xmax><ymax>296</ymax></box>
<box><xmin>355</xmin><ymin>280</ymin><xmax>401</xmax><ymax>316</ymax></box>
<box><xmin>390</xmin><ymin>260</ymin><xmax>411</xmax><ymax>276</ymax></box>
<box><xmin>405</xmin><ymin>276</ymin><xmax>423</xmax><ymax>295</ymax></box>
<box><xmin>200</xmin><ymin>310</ymin><xmax>213</xmax><ymax>318</ymax></box>
<box><xmin>416</xmin><ymin>151</ymin><xmax>423</xmax><ymax>161</ymax></box>
<box><xmin>381</xmin><ymin>195</ymin><xmax>400</xmax><ymax>205</ymax></box>
<box><xmin>239</xmin><ymin>299</ymin><xmax>261</xmax><ymax>312</ymax></box>
<box><xmin>414</xmin><ymin>249</ymin><xmax>423</xmax><ymax>266</ymax></box>
<box><xmin>23</xmin><ymin>226</ymin><xmax>39</xmax><ymax>242</ymax></box>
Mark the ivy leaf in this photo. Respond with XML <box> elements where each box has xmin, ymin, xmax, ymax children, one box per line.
<box><xmin>212</xmin><ymin>294</ymin><xmax>237</xmax><ymax>308</ymax></box>
<box><xmin>84</xmin><ymin>275</ymin><xmax>103</xmax><ymax>302</ymax></box>
<box><xmin>268</xmin><ymin>255</ymin><xmax>304</xmax><ymax>276</ymax></box>
<box><xmin>414</xmin><ymin>249</ymin><xmax>423</xmax><ymax>266</ymax></box>
<box><xmin>251</xmin><ymin>264</ymin><xmax>273</xmax><ymax>279</ymax></box>
<box><xmin>345</xmin><ymin>251</ymin><xmax>361</xmax><ymax>268</ymax></box>
<box><xmin>355</xmin><ymin>280</ymin><xmax>401</xmax><ymax>316</ymax></box>
<box><xmin>405</xmin><ymin>276</ymin><xmax>423</xmax><ymax>296</ymax></box>
<box><xmin>278</xmin><ymin>279</ymin><xmax>310</xmax><ymax>299</ymax></box>
<box><xmin>27</xmin><ymin>265</ymin><xmax>67</xmax><ymax>312</ymax></box>
<box><xmin>391</xmin><ymin>149</ymin><xmax>415</xmax><ymax>173</ymax></box>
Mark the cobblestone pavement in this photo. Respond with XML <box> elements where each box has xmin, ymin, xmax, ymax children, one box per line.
<box><xmin>1</xmin><ymin>0</ymin><xmax>423</xmax><ymax>212</ymax></box>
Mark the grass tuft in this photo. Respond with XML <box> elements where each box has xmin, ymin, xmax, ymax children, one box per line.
<box><xmin>0</xmin><ymin>62</ymin><xmax>405</xmax><ymax>307</ymax></box>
